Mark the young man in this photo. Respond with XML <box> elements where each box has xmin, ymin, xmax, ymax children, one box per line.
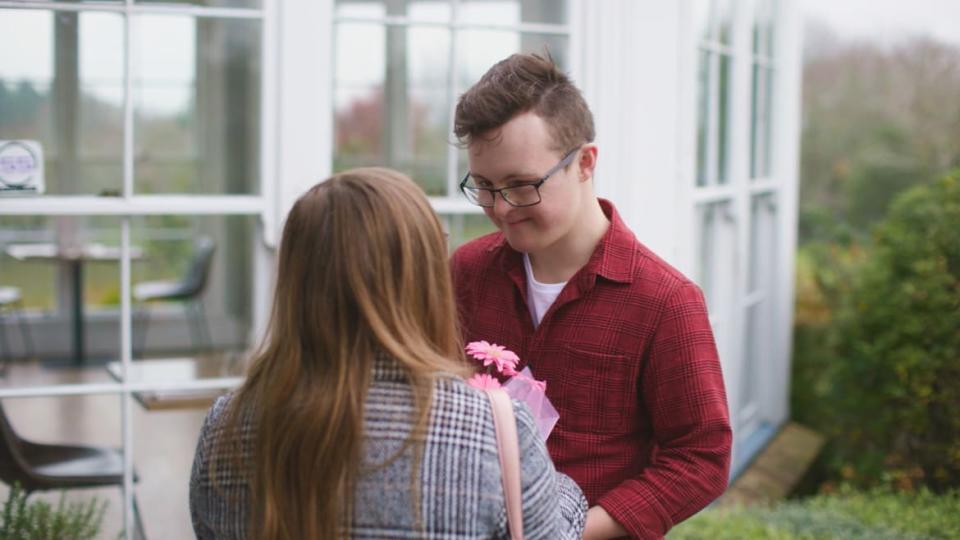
<box><xmin>450</xmin><ymin>53</ymin><xmax>732</xmax><ymax>539</ymax></box>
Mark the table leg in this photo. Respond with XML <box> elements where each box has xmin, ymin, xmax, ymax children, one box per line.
<box><xmin>70</xmin><ymin>259</ymin><xmax>85</xmax><ymax>366</ymax></box>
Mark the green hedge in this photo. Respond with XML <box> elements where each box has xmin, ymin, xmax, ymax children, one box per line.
<box><xmin>669</xmin><ymin>489</ymin><xmax>960</xmax><ymax>539</ymax></box>
<box><xmin>791</xmin><ymin>171</ymin><xmax>960</xmax><ymax>491</ymax></box>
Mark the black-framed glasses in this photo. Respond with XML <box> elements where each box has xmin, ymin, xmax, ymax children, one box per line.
<box><xmin>459</xmin><ymin>146</ymin><xmax>581</xmax><ymax>208</ymax></box>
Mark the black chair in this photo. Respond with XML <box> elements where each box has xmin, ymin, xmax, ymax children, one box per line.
<box><xmin>134</xmin><ymin>236</ymin><xmax>216</xmax><ymax>358</ymax></box>
<box><xmin>0</xmin><ymin>400</ymin><xmax>146</xmax><ymax>538</ymax></box>
<box><xmin>0</xmin><ymin>286</ymin><xmax>34</xmax><ymax>375</ymax></box>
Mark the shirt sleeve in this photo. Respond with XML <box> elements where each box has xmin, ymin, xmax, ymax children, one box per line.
<box><xmin>512</xmin><ymin>400</ymin><xmax>589</xmax><ymax>540</ymax></box>
<box><xmin>597</xmin><ymin>282</ymin><xmax>732</xmax><ymax>539</ymax></box>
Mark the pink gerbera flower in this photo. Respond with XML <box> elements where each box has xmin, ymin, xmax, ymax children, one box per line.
<box><xmin>465</xmin><ymin>340</ymin><xmax>519</xmax><ymax>376</ymax></box>
<box><xmin>466</xmin><ymin>373</ymin><xmax>502</xmax><ymax>390</ymax></box>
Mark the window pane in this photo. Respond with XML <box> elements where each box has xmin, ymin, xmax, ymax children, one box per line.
<box><xmin>445</xmin><ymin>213</ymin><xmax>497</xmax><ymax>249</ymax></box>
<box><xmin>750</xmin><ymin>64</ymin><xmax>774</xmax><ymax>180</ymax></box>
<box><xmin>0</xmin><ymin>395</ymin><xmax>126</xmax><ymax>533</ymax></box>
<box><xmin>695</xmin><ymin>50</ymin><xmax>710</xmax><ymax>187</ymax></box>
<box><xmin>334</xmin><ymin>23</ymin><xmax>451</xmax><ymax>195</ymax></box>
<box><xmin>336</xmin><ymin>0</ymin><xmax>451</xmax><ymax>23</ymax></box>
<box><xmin>460</xmin><ymin>0</ymin><xmax>567</xmax><ymax>26</ymax></box>
<box><xmin>0</xmin><ymin>216</ymin><xmax>122</xmax><ymax>377</ymax></box>
<box><xmin>457</xmin><ymin>30</ymin><xmax>567</xmax><ymax>89</ymax></box>
<box><xmin>131</xmin><ymin>215</ymin><xmax>256</xmax><ymax>360</ymax></box>
<box><xmin>0</xmin><ymin>10</ymin><xmax>125</xmax><ymax>196</ymax></box>
<box><xmin>135</xmin><ymin>0</ymin><xmax>260</xmax><ymax>7</ymax></box>
<box><xmin>717</xmin><ymin>54</ymin><xmax>731</xmax><ymax>184</ymax></box>
<box><xmin>0</xmin><ymin>216</ymin><xmax>57</xmax><ymax>312</ymax></box>
<box><xmin>132</xmin><ymin>16</ymin><xmax>261</xmax><ymax>195</ymax></box>
<box><xmin>748</xmin><ymin>193</ymin><xmax>776</xmax><ymax>294</ymax></box>
<box><xmin>716</xmin><ymin>0</ymin><xmax>735</xmax><ymax>45</ymax></box>
<box><xmin>752</xmin><ymin>0</ymin><xmax>776</xmax><ymax>57</ymax></box>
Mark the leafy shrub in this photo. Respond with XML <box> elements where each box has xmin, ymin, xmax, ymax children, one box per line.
<box><xmin>793</xmin><ymin>171</ymin><xmax>960</xmax><ymax>491</ymax></box>
<box><xmin>669</xmin><ymin>488</ymin><xmax>960</xmax><ymax>539</ymax></box>
<box><xmin>0</xmin><ymin>484</ymin><xmax>106</xmax><ymax>540</ymax></box>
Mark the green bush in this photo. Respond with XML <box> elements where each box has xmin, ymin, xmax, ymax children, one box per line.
<box><xmin>0</xmin><ymin>484</ymin><xmax>106</xmax><ymax>540</ymax></box>
<box><xmin>669</xmin><ymin>488</ymin><xmax>960</xmax><ymax>539</ymax></box>
<box><xmin>793</xmin><ymin>171</ymin><xmax>960</xmax><ymax>491</ymax></box>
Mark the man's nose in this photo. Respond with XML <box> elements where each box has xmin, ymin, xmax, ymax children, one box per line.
<box><xmin>492</xmin><ymin>192</ymin><xmax>513</xmax><ymax>218</ymax></box>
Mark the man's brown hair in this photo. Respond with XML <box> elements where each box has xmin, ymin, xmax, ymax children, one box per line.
<box><xmin>454</xmin><ymin>52</ymin><xmax>595</xmax><ymax>152</ymax></box>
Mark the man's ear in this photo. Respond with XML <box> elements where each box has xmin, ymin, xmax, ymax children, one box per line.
<box><xmin>578</xmin><ymin>143</ymin><xmax>599</xmax><ymax>182</ymax></box>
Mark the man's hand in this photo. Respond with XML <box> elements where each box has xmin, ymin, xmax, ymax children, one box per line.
<box><xmin>582</xmin><ymin>505</ymin><xmax>627</xmax><ymax>540</ymax></box>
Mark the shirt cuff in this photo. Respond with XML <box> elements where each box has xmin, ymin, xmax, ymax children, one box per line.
<box><xmin>597</xmin><ymin>484</ymin><xmax>671</xmax><ymax>540</ymax></box>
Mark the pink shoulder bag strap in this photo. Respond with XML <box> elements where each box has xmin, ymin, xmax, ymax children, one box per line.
<box><xmin>485</xmin><ymin>388</ymin><xmax>524</xmax><ymax>540</ymax></box>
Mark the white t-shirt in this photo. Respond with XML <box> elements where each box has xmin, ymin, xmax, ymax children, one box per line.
<box><xmin>523</xmin><ymin>253</ymin><xmax>567</xmax><ymax>328</ymax></box>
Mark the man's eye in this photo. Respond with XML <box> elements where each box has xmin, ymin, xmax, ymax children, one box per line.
<box><xmin>507</xmin><ymin>180</ymin><xmax>537</xmax><ymax>188</ymax></box>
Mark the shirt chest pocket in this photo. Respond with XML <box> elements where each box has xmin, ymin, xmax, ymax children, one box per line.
<box><xmin>549</xmin><ymin>345</ymin><xmax>636</xmax><ymax>434</ymax></box>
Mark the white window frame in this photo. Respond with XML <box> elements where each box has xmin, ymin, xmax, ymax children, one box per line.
<box><xmin>0</xmin><ymin>1</ymin><xmax>289</xmax><ymax>536</ymax></box>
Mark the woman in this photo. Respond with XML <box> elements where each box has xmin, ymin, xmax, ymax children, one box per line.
<box><xmin>189</xmin><ymin>168</ymin><xmax>587</xmax><ymax>539</ymax></box>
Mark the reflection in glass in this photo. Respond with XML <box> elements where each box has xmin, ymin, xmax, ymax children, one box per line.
<box><xmin>460</xmin><ymin>0</ymin><xmax>567</xmax><ymax>26</ymax></box>
<box><xmin>334</xmin><ymin>23</ymin><xmax>451</xmax><ymax>195</ymax></box>
<box><xmin>132</xmin><ymin>16</ymin><xmax>261</xmax><ymax>195</ymax></box>
<box><xmin>0</xmin><ymin>10</ymin><xmax>124</xmax><ymax>196</ymax></box>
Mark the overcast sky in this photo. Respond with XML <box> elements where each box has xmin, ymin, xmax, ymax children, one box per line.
<box><xmin>802</xmin><ymin>0</ymin><xmax>960</xmax><ymax>48</ymax></box>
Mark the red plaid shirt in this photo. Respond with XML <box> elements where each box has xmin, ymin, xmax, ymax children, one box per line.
<box><xmin>451</xmin><ymin>200</ymin><xmax>732</xmax><ymax>539</ymax></box>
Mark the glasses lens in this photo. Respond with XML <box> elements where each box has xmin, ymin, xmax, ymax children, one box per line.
<box><xmin>502</xmin><ymin>185</ymin><xmax>540</xmax><ymax>207</ymax></box>
<box><xmin>463</xmin><ymin>181</ymin><xmax>495</xmax><ymax>207</ymax></box>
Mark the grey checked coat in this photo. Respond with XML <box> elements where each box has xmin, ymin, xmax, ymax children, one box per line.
<box><xmin>189</xmin><ymin>354</ymin><xmax>587</xmax><ymax>539</ymax></box>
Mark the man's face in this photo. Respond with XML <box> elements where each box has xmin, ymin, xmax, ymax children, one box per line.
<box><xmin>466</xmin><ymin>112</ymin><xmax>584</xmax><ymax>255</ymax></box>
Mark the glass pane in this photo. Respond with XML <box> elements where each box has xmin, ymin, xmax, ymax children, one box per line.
<box><xmin>0</xmin><ymin>395</ymin><xmax>125</xmax><ymax>534</ymax></box>
<box><xmin>748</xmin><ymin>193</ymin><xmax>776</xmax><ymax>294</ymax></box>
<box><xmin>132</xmin><ymin>16</ymin><xmax>261</xmax><ymax>195</ymax></box>
<box><xmin>0</xmin><ymin>10</ymin><xmax>125</xmax><ymax>196</ymax></box>
<box><xmin>696</xmin><ymin>200</ymin><xmax>736</xmax><ymax>318</ymax></box>
<box><xmin>130</xmin><ymin>215</ymin><xmax>256</xmax><ymax>361</ymax></box>
<box><xmin>0</xmin><ymin>216</ymin><xmax>57</xmax><ymax>312</ymax></box>
<box><xmin>741</xmin><ymin>302</ymin><xmax>763</xmax><ymax>413</ymax></box>
<box><xmin>753</xmin><ymin>0</ymin><xmax>776</xmax><ymax>57</ymax></box>
<box><xmin>717</xmin><ymin>54</ymin><xmax>732</xmax><ymax>185</ymax></box>
<box><xmin>336</xmin><ymin>0</ymin><xmax>451</xmax><ymax>23</ymax></box>
<box><xmin>460</xmin><ymin>0</ymin><xmax>567</xmax><ymax>26</ymax></box>
<box><xmin>751</xmin><ymin>64</ymin><xmax>774</xmax><ymax>180</ymax></box>
<box><xmin>334</xmin><ymin>23</ymin><xmax>451</xmax><ymax>195</ymax></box>
<box><xmin>135</xmin><ymin>0</ymin><xmax>260</xmax><ymax>7</ymax></box>
<box><xmin>457</xmin><ymin>30</ymin><xmax>567</xmax><ymax>90</ymax></box>
<box><xmin>693</xmin><ymin>0</ymin><xmax>712</xmax><ymax>43</ymax></box>
<box><xmin>445</xmin><ymin>213</ymin><xmax>497</xmax><ymax>250</ymax></box>
<box><xmin>0</xmin><ymin>216</ymin><xmax>122</xmax><ymax>377</ymax></box>
<box><xmin>133</xmin><ymin>402</ymin><xmax>218</xmax><ymax>540</ymax></box>
<box><xmin>695</xmin><ymin>50</ymin><xmax>710</xmax><ymax>187</ymax></box>
<box><xmin>716</xmin><ymin>0</ymin><xmax>735</xmax><ymax>45</ymax></box>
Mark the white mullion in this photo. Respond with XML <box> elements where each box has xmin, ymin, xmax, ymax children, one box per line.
<box><xmin>444</xmin><ymin>0</ymin><xmax>461</xmax><ymax>200</ymax></box>
<box><xmin>0</xmin><ymin>377</ymin><xmax>243</xmax><ymax>400</ymax></box>
<box><xmin>429</xmin><ymin>196</ymin><xmax>486</xmax><ymax>215</ymax></box>
<box><xmin>121</xmin><ymin>4</ymin><xmax>136</xmax><ymax>537</ymax></box>
<box><xmin>260</xmin><ymin>0</ymin><xmax>279</xmax><ymax>246</ymax></box>
<box><xmin>0</xmin><ymin>196</ymin><xmax>266</xmax><ymax>216</ymax></box>
<box><xmin>120</xmin><ymin>218</ymin><xmax>135</xmax><ymax>540</ymax></box>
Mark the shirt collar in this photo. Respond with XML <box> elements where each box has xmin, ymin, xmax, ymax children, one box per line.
<box><xmin>495</xmin><ymin>198</ymin><xmax>636</xmax><ymax>284</ymax></box>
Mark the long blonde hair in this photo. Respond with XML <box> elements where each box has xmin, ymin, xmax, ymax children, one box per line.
<box><xmin>214</xmin><ymin>168</ymin><xmax>471</xmax><ymax>539</ymax></box>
